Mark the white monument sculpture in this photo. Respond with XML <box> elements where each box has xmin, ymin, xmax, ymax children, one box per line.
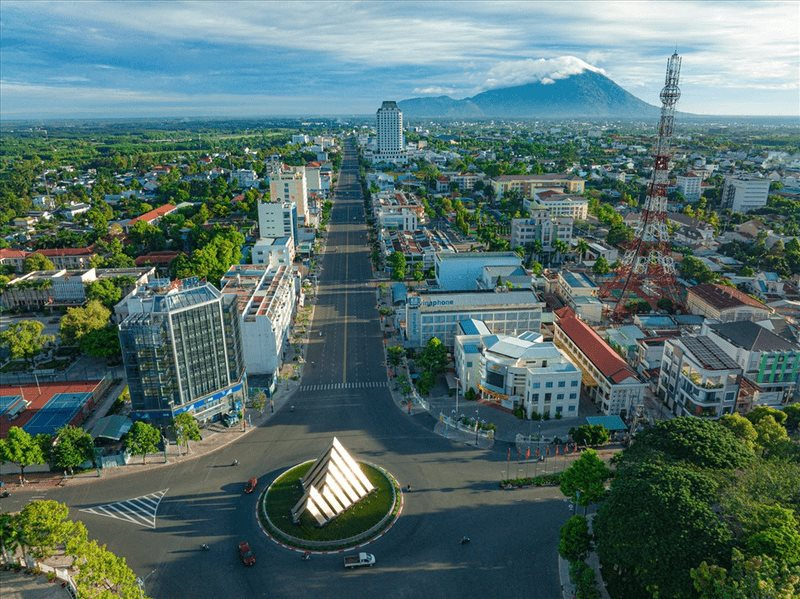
<box><xmin>291</xmin><ymin>437</ymin><xmax>376</xmax><ymax>526</ymax></box>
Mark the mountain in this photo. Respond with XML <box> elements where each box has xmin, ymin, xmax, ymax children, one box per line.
<box><xmin>399</xmin><ymin>71</ymin><xmax>659</xmax><ymax>119</ymax></box>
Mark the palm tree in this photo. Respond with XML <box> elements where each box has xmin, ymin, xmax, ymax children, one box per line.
<box><xmin>553</xmin><ymin>239</ymin><xmax>569</xmax><ymax>266</ymax></box>
<box><xmin>576</xmin><ymin>238</ymin><xmax>590</xmax><ymax>262</ymax></box>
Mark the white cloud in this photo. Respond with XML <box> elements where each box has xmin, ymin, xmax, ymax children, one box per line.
<box><xmin>412</xmin><ymin>86</ymin><xmax>456</xmax><ymax>96</ymax></box>
<box><xmin>484</xmin><ymin>56</ymin><xmax>606</xmax><ymax>88</ymax></box>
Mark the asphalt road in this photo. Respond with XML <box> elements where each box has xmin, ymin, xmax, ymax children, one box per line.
<box><xmin>4</xmin><ymin>139</ymin><xmax>567</xmax><ymax>599</ymax></box>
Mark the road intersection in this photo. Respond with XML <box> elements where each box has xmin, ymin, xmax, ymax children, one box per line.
<box><xmin>4</xmin><ymin>139</ymin><xmax>566</xmax><ymax>599</ymax></box>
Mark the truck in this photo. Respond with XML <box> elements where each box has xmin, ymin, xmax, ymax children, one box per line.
<box><xmin>343</xmin><ymin>552</ymin><xmax>375</xmax><ymax>569</ymax></box>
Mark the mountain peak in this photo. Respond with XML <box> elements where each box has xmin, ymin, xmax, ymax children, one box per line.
<box><xmin>399</xmin><ymin>70</ymin><xmax>657</xmax><ymax>119</ymax></box>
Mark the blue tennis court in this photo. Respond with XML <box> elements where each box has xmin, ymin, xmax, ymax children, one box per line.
<box><xmin>0</xmin><ymin>395</ymin><xmax>23</xmax><ymax>417</ymax></box>
<box><xmin>23</xmin><ymin>392</ymin><xmax>92</xmax><ymax>436</ymax></box>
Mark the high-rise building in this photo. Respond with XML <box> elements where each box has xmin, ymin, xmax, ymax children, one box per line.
<box><xmin>376</xmin><ymin>101</ymin><xmax>406</xmax><ymax>163</ymax></box>
<box><xmin>258</xmin><ymin>201</ymin><xmax>298</xmax><ymax>243</ymax></box>
<box><xmin>721</xmin><ymin>174</ymin><xmax>770</xmax><ymax>213</ymax></box>
<box><xmin>675</xmin><ymin>173</ymin><xmax>702</xmax><ymax>202</ymax></box>
<box><xmin>269</xmin><ymin>167</ymin><xmax>309</xmax><ymax>223</ymax></box>
<box><xmin>119</xmin><ymin>279</ymin><xmax>246</xmax><ymax>423</ymax></box>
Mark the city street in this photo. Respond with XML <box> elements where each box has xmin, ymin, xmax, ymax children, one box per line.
<box><xmin>4</xmin><ymin>139</ymin><xmax>567</xmax><ymax>599</ymax></box>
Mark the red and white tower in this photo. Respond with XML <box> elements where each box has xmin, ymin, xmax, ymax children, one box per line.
<box><xmin>600</xmin><ymin>52</ymin><xmax>682</xmax><ymax>317</ymax></box>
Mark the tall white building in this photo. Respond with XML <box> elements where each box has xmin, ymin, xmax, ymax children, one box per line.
<box><xmin>270</xmin><ymin>167</ymin><xmax>309</xmax><ymax>223</ymax></box>
<box><xmin>676</xmin><ymin>173</ymin><xmax>702</xmax><ymax>202</ymax></box>
<box><xmin>258</xmin><ymin>201</ymin><xmax>298</xmax><ymax>242</ymax></box>
<box><xmin>721</xmin><ymin>174</ymin><xmax>770</xmax><ymax>213</ymax></box>
<box><xmin>376</xmin><ymin>101</ymin><xmax>406</xmax><ymax>164</ymax></box>
<box><xmin>220</xmin><ymin>264</ymin><xmax>297</xmax><ymax>380</ymax></box>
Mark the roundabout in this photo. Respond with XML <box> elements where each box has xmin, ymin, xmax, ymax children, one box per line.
<box><xmin>260</xmin><ymin>457</ymin><xmax>402</xmax><ymax>551</ymax></box>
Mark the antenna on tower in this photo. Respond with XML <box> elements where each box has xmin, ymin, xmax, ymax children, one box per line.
<box><xmin>599</xmin><ymin>52</ymin><xmax>683</xmax><ymax>319</ymax></box>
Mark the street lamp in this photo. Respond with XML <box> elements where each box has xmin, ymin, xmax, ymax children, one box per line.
<box><xmin>474</xmin><ymin>408</ymin><xmax>480</xmax><ymax>446</ymax></box>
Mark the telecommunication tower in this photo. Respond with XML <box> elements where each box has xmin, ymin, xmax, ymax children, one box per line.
<box><xmin>600</xmin><ymin>52</ymin><xmax>682</xmax><ymax>317</ymax></box>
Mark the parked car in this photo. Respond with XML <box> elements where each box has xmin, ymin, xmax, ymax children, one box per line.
<box><xmin>238</xmin><ymin>541</ymin><xmax>256</xmax><ymax>566</ymax></box>
<box><xmin>244</xmin><ymin>477</ymin><xmax>257</xmax><ymax>494</ymax></box>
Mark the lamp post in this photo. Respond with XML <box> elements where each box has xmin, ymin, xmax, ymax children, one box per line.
<box><xmin>451</xmin><ymin>408</ymin><xmax>456</xmax><ymax>438</ymax></box>
<box><xmin>474</xmin><ymin>408</ymin><xmax>480</xmax><ymax>446</ymax></box>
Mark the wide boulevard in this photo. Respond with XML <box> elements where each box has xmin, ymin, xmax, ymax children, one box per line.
<box><xmin>6</xmin><ymin>139</ymin><xmax>565</xmax><ymax>599</ymax></box>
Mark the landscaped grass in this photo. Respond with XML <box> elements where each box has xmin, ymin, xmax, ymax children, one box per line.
<box><xmin>0</xmin><ymin>361</ymin><xmax>30</xmax><ymax>373</ymax></box>
<box><xmin>263</xmin><ymin>461</ymin><xmax>396</xmax><ymax>544</ymax></box>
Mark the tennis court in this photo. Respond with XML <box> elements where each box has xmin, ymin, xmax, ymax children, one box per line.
<box><xmin>0</xmin><ymin>395</ymin><xmax>23</xmax><ymax>417</ymax></box>
<box><xmin>23</xmin><ymin>391</ymin><xmax>93</xmax><ymax>436</ymax></box>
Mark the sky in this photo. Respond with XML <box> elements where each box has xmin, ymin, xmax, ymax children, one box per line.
<box><xmin>1</xmin><ymin>1</ymin><xmax>799</xmax><ymax>119</ymax></box>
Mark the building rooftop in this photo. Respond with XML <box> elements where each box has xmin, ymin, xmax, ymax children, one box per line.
<box><xmin>688</xmin><ymin>283</ymin><xmax>769</xmax><ymax>312</ymax></box>
<box><xmin>458</xmin><ymin>319</ymin><xmax>492</xmax><ymax>336</ymax></box>
<box><xmin>413</xmin><ymin>288</ymin><xmax>542</xmax><ymax>310</ymax></box>
<box><xmin>493</xmin><ymin>174</ymin><xmax>583</xmax><ymax>182</ymax></box>
<box><xmin>681</xmin><ymin>336</ymin><xmax>741</xmax><ymax>370</ymax></box>
<box><xmin>128</xmin><ymin>203</ymin><xmax>176</xmax><ymax>225</ymax></box>
<box><xmin>436</xmin><ymin>251</ymin><xmax>520</xmax><ymax>261</ymax></box>
<box><xmin>554</xmin><ymin>307</ymin><xmax>640</xmax><ymax>385</ymax></box>
<box><xmin>709</xmin><ymin>320</ymin><xmax>799</xmax><ymax>353</ymax></box>
<box><xmin>561</xmin><ymin>270</ymin><xmax>597</xmax><ymax>290</ymax></box>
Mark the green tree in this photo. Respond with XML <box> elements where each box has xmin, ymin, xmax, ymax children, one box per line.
<box><xmin>753</xmin><ymin>415</ymin><xmax>789</xmax><ymax>450</ymax></box>
<box><xmin>692</xmin><ymin>549</ymin><xmax>800</xmax><ymax>599</ymax></box>
<box><xmin>173</xmin><ymin>413</ymin><xmax>201</xmax><ymax>455</ymax></box>
<box><xmin>592</xmin><ymin>255</ymin><xmax>610</xmax><ymax>275</ymax></box>
<box><xmin>250</xmin><ymin>390</ymin><xmax>267</xmax><ymax>414</ymax></box>
<box><xmin>387</xmin><ymin>345</ymin><xmax>405</xmax><ymax>367</ymax></box>
<box><xmin>389</xmin><ymin>251</ymin><xmax>407</xmax><ymax>281</ymax></box>
<box><xmin>123</xmin><ymin>421</ymin><xmax>161</xmax><ymax>464</ymax></box>
<box><xmin>560</xmin><ymin>449</ymin><xmax>611</xmax><ymax>511</ymax></box>
<box><xmin>17</xmin><ymin>499</ymin><xmax>83</xmax><ymax>559</ymax></box>
<box><xmin>681</xmin><ymin>256</ymin><xmax>718</xmax><ymax>284</ymax></box>
<box><xmin>60</xmin><ymin>300</ymin><xmax>111</xmax><ymax>346</ymax></box>
<box><xmin>413</xmin><ymin>261</ymin><xmax>425</xmax><ymax>282</ymax></box>
<box><xmin>719</xmin><ymin>413</ymin><xmax>758</xmax><ymax>450</ymax></box>
<box><xmin>569</xmin><ymin>424</ymin><xmax>610</xmax><ymax>446</ymax></box>
<box><xmin>559</xmin><ymin>515</ymin><xmax>592</xmax><ymax>562</ymax></box>
<box><xmin>782</xmin><ymin>403</ymin><xmax>800</xmax><ymax>433</ymax></box>
<box><xmin>594</xmin><ymin>461</ymin><xmax>732</xmax><ymax>599</ymax></box>
<box><xmin>576</xmin><ymin>238</ymin><xmax>590</xmax><ymax>262</ymax></box>
<box><xmin>0</xmin><ymin>320</ymin><xmax>54</xmax><ymax>364</ymax></box>
<box><xmin>746</xmin><ymin>405</ymin><xmax>787</xmax><ymax>427</ymax></box>
<box><xmin>73</xmin><ymin>538</ymin><xmax>145</xmax><ymax>599</ymax></box>
<box><xmin>1</xmin><ymin>426</ymin><xmax>46</xmax><ymax>480</ymax></box>
<box><xmin>418</xmin><ymin>336</ymin><xmax>448</xmax><ymax>375</ymax></box>
<box><xmin>79</xmin><ymin>325</ymin><xmax>121</xmax><ymax>359</ymax></box>
<box><xmin>23</xmin><ymin>253</ymin><xmax>55</xmax><ymax>273</ymax></box>
<box><xmin>85</xmin><ymin>278</ymin><xmax>123</xmax><ymax>309</ymax></box>
<box><xmin>52</xmin><ymin>425</ymin><xmax>95</xmax><ymax>474</ymax></box>
<box><xmin>656</xmin><ymin>297</ymin><xmax>674</xmax><ymax>312</ymax></box>
<box><xmin>742</xmin><ymin>504</ymin><xmax>800</xmax><ymax>565</ymax></box>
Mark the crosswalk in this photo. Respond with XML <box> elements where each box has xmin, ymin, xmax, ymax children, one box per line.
<box><xmin>80</xmin><ymin>489</ymin><xmax>168</xmax><ymax>529</ymax></box>
<box><xmin>299</xmin><ymin>381</ymin><xmax>389</xmax><ymax>392</ymax></box>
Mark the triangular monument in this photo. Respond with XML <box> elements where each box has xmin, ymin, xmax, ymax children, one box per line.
<box><xmin>291</xmin><ymin>437</ymin><xmax>375</xmax><ymax>526</ymax></box>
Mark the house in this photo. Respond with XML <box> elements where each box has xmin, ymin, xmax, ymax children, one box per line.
<box><xmin>123</xmin><ymin>204</ymin><xmax>177</xmax><ymax>232</ymax></box>
<box><xmin>686</xmin><ymin>283</ymin><xmax>772</xmax><ymax>322</ymax></box>
<box><xmin>0</xmin><ymin>249</ymin><xmax>29</xmax><ymax>273</ymax></box>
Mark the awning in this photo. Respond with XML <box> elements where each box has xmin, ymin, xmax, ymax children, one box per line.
<box><xmin>89</xmin><ymin>415</ymin><xmax>133</xmax><ymax>441</ymax></box>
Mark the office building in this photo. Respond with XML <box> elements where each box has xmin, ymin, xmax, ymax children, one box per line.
<box><xmin>657</xmin><ymin>335</ymin><xmax>741</xmax><ymax>419</ymax></box>
<box><xmin>435</xmin><ymin>252</ymin><xmax>522</xmax><ymax>291</ymax></box>
<box><xmin>376</xmin><ymin>101</ymin><xmax>406</xmax><ymax>164</ymax></box>
<box><xmin>404</xmin><ymin>288</ymin><xmax>543</xmax><ymax>348</ymax></box>
<box><xmin>258</xmin><ymin>201</ymin><xmax>298</xmax><ymax>243</ymax></box>
<box><xmin>528</xmin><ymin>190</ymin><xmax>589</xmax><ymax>220</ymax></box>
<box><xmin>119</xmin><ymin>279</ymin><xmax>246</xmax><ymax>423</ymax></box>
<box><xmin>220</xmin><ymin>264</ymin><xmax>297</xmax><ymax>381</ymax></box>
<box><xmin>454</xmin><ymin>322</ymin><xmax>581</xmax><ymax>419</ymax></box>
<box><xmin>252</xmin><ymin>236</ymin><xmax>295</xmax><ymax>268</ymax></box>
<box><xmin>270</xmin><ymin>167</ymin><xmax>309</xmax><ymax>223</ymax></box>
<box><xmin>721</xmin><ymin>174</ymin><xmax>770</xmax><ymax>213</ymax></box>
<box><xmin>510</xmin><ymin>211</ymin><xmax>574</xmax><ymax>252</ymax></box>
<box><xmin>554</xmin><ymin>307</ymin><xmax>645</xmax><ymax>417</ymax></box>
<box><xmin>704</xmin><ymin>320</ymin><xmax>799</xmax><ymax>409</ymax></box>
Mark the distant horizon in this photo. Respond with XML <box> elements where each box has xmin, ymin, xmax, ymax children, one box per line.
<box><xmin>2</xmin><ymin>1</ymin><xmax>798</xmax><ymax>120</ymax></box>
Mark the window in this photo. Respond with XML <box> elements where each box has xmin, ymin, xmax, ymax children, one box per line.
<box><xmin>466</xmin><ymin>362</ymin><xmax>473</xmax><ymax>368</ymax></box>
<box><xmin>557</xmin><ymin>393</ymin><xmax>564</xmax><ymax>400</ymax></box>
<box><xmin>544</xmin><ymin>393</ymin><xmax>551</xmax><ymax>402</ymax></box>
<box><xmin>571</xmin><ymin>380</ymin><xmax>578</xmax><ymax>387</ymax></box>
<box><xmin>545</xmin><ymin>381</ymin><xmax>553</xmax><ymax>388</ymax></box>
<box><xmin>568</xmin><ymin>405</ymin><xmax>576</xmax><ymax>412</ymax></box>
<box><xmin>532</xmin><ymin>382</ymin><xmax>540</xmax><ymax>389</ymax></box>
<box><xmin>558</xmin><ymin>380</ymin><xmax>565</xmax><ymax>388</ymax></box>
<box><xmin>569</xmin><ymin>393</ymin><xmax>577</xmax><ymax>400</ymax></box>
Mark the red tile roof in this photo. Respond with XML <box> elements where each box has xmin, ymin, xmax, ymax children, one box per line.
<box><xmin>35</xmin><ymin>246</ymin><xmax>95</xmax><ymax>257</ymax></box>
<box><xmin>0</xmin><ymin>249</ymin><xmax>29</xmax><ymax>259</ymax></box>
<box><xmin>688</xmin><ymin>283</ymin><xmax>768</xmax><ymax>312</ymax></box>
<box><xmin>128</xmin><ymin>203</ymin><xmax>176</xmax><ymax>225</ymax></box>
<box><xmin>135</xmin><ymin>251</ymin><xmax>180</xmax><ymax>266</ymax></box>
<box><xmin>555</xmin><ymin>307</ymin><xmax>640</xmax><ymax>384</ymax></box>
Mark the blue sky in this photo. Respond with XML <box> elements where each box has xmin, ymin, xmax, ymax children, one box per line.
<box><xmin>1</xmin><ymin>1</ymin><xmax>798</xmax><ymax>118</ymax></box>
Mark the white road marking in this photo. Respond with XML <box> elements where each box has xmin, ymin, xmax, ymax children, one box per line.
<box><xmin>81</xmin><ymin>489</ymin><xmax>168</xmax><ymax>529</ymax></box>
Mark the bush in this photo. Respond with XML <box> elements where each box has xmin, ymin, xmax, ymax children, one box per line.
<box><xmin>499</xmin><ymin>473</ymin><xmax>561</xmax><ymax>488</ymax></box>
<box><xmin>513</xmin><ymin>407</ymin><xmax>524</xmax><ymax>420</ymax></box>
<box><xmin>559</xmin><ymin>515</ymin><xmax>592</xmax><ymax>562</ymax></box>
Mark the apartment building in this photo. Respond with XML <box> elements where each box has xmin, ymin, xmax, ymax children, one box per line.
<box><xmin>721</xmin><ymin>174</ymin><xmax>770</xmax><ymax>213</ymax></box>
<box><xmin>270</xmin><ymin>167</ymin><xmax>309</xmax><ymax>224</ymax></box>
<box><xmin>491</xmin><ymin>174</ymin><xmax>585</xmax><ymax>199</ymax></box>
